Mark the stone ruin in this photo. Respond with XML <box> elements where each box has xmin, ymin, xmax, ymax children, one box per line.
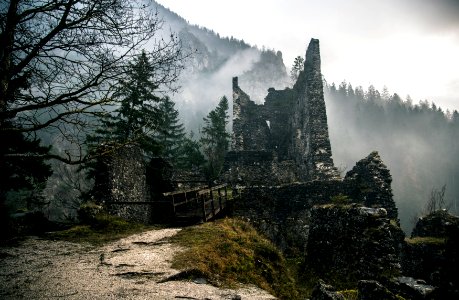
<box><xmin>225</xmin><ymin>38</ymin><xmax>339</xmax><ymax>185</ymax></box>
<box><xmin>225</xmin><ymin>38</ymin><xmax>399</xmax><ymax>233</ymax></box>
<box><xmin>226</xmin><ymin>39</ymin><xmax>409</xmax><ymax>288</ymax></box>
<box><xmin>226</xmin><ymin>38</ymin><xmax>458</xmax><ymax>298</ymax></box>
<box><xmin>90</xmin><ymin>145</ymin><xmax>176</xmax><ymax>224</ymax></box>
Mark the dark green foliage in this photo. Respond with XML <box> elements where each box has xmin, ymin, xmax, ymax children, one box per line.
<box><xmin>0</xmin><ymin>122</ymin><xmax>52</xmax><ymax>238</ymax></box>
<box><xmin>0</xmin><ymin>124</ymin><xmax>52</xmax><ymax>196</ymax></box>
<box><xmin>200</xmin><ymin>96</ymin><xmax>230</xmax><ymax>181</ymax></box>
<box><xmin>175</xmin><ymin>133</ymin><xmax>206</xmax><ymax>171</ymax></box>
<box><xmin>87</xmin><ymin>50</ymin><xmax>163</xmax><ymax>158</ymax></box>
<box><xmin>156</xmin><ymin>96</ymin><xmax>186</xmax><ymax>163</ymax></box>
<box><xmin>81</xmin><ymin>51</ymin><xmax>166</xmax><ymax>203</ymax></box>
<box><xmin>290</xmin><ymin>55</ymin><xmax>304</xmax><ymax>82</ymax></box>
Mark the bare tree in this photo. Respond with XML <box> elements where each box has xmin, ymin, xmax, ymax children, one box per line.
<box><xmin>425</xmin><ymin>184</ymin><xmax>448</xmax><ymax>214</ymax></box>
<box><xmin>0</xmin><ymin>0</ymin><xmax>188</xmax><ymax>164</ymax></box>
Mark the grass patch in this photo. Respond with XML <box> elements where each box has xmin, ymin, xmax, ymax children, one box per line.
<box><xmin>330</xmin><ymin>194</ymin><xmax>351</xmax><ymax>205</ymax></box>
<box><xmin>170</xmin><ymin>217</ymin><xmax>299</xmax><ymax>299</ymax></box>
<box><xmin>47</xmin><ymin>213</ymin><xmax>155</xmax><ymax>245</ymax></box>
<box><xmin>337</xmin><ymin>289</ymin><xmax>359</xmax><ymax>300</ymax></box>
<box><xmin>405</xmin><ymin>236</ymin><xmax>446</xmax><ymax>245</ymax></box>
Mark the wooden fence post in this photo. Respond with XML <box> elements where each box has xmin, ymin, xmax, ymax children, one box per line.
<box><xmin>218</xmin><ymin>187</ymin><xmax>223</xmax><ymax>211</ymax></box>
<box><xmin>201</xmin><ymin>194</ymin><xmax>206</xmax><ymax>222</ymax></box>
<box><xmin>210</xmin><ymin>187</ymin><xmax>215</xmax><ymax>219</ymax></box>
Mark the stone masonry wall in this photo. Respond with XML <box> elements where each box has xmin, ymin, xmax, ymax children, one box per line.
<box><xmin>222</xmin><ymin>151</ymin><xmax>298</xmax><ymax>186</ymax></box>
<box><xmin>233</xmin><ymin>151</ymin><xmax>398</xmax><ymax>254</ymax></box>
<box><xmin>307</xmin><ymin>204</ymin><xmax>405</xmax><ymax>285</ymax></box>
<box><xmin>228</xmin><ymin>38</ymin><xmax>339</xmax><ymax>183</ymax></box>
<box><xmin>291</xmin><ymin>39</ymin><xmax>339</xmax><ymax>181</ymax></box>
<box><xmin>233</xmin><ymin>180</ymin><xmax>354</xmax><ymax>254</ymax></box>
<box><xmin>232</xmin><ymin>77</ymin><xmax>271</xmax><ymax>151</ymax></box>
<box><xmin>345</xmin><ymin>151</ymin><xmax>398</xmax><ymax>220</ymax></box>
<box><xmin>105</xmin><ymin>146</ymin><xmax>151</xmax><ymax>223</ymax></box>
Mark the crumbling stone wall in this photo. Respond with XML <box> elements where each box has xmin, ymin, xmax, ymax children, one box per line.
<box><xmin>262</xmin><ymin>88</ymin><xmax>296</xmax><ymax>160</ymax></box>
<box><xmin>104</xmin><ymin>145</ymin><xmax>151</xmax><ymax>223</ymax></box>
<box><xmin>232</xmin><ymin>77</ymin><xmax>271</xmax><ymax>151</ymax></box>
<box><xmin>233</xmin><ymin>180</ymin><xmax>354</xmax><ymax>253</ymax></box>
<box><xmin>222</xmin><ymin>151</ymin><xmax>298</xmax><ymax>186</ymax></box>
<box><xmin>401</xmin><ymin>210</ymin><xmax>459</xmax><ymax>297</ymax></box>
<box><xmin>226</xmin><ymin>38</ymin><xmax>339</xmax><ymax>185</ymax></box>
<box><xmin>291</xmin><ymin>39</ymin><xmax>339</xmax><ymax>181</ymax></box>
<box><xmin>233</xmin><ymin>151</ymin><xmax>399</xmax><ymax>254</ymax></box>
<box><xmin>306</xmin><ymin>204</ymin><xmax>405</xmax><ymax>284</ymax></box>
<box><xmin>345</xmin><ymin>151</ymin><xmax>398</xmax><ymax>220</ymax></box>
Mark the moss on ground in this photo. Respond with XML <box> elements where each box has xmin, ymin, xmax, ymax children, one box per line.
<box><xmin>405</xmin><ymin>236</ymin><xmax>446</xmax><ymax>245</ymax></box>
<box><xmin>337</xmin><ymin>289</ymin><xmax>359</xmax><ymax>300</ymax></box>
<box><xmin>47</xmin><ymin>213</ymin><xmax>155</xmax><ymax>245</ymax></box>
<box><xmin>170</xmin><ymin>217</ymin><xmax>299</xmax><ymax>299</ymax></box>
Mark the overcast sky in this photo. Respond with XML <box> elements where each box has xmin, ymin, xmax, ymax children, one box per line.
<box><xmin>155</xmin><ymin>0</ymin><xmax>459</xmax><ymax>112</ymax></box>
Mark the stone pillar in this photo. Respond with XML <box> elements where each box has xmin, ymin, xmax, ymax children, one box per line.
<box><xmin>291</xmin><ymin>38</ymin><xmax>339</xmax><ymax>181</ymax></box>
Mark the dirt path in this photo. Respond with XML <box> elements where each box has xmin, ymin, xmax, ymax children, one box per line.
<box><xmin>0</xmin><ymin>229</ymin><xmax>276</xmax><ymax>299</ymax></box>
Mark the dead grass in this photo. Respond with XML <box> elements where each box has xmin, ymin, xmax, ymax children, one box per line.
<box><xmin>47</xmin><ymin>213</ymin><xmax>156</xmax><ymax>245</ymax></box>
<box><xmin>405</xmin><ymin>236</ymin><xmax>446</xmax><ymax>245</ymax></box>
<box><xmin>170</xmin><ymin>217</ymin><xmax>299</xmax><ymax>299</ymax></box>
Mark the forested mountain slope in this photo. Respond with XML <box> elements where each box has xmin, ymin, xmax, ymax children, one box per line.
<box><xmin>326</xmin><ymin>83</ymin><xmax>459</xmax><ymax>231</ymax></box>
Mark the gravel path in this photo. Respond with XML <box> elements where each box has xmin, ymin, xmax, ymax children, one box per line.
<box><xmin>0</xmin><ymin>229</ymin><xmax>276</xmax><ymax>299</ymax></box>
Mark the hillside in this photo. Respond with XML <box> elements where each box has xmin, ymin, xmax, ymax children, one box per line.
<box><xmin>154</xmin><ymin>2</ymin><xmax>459</xmax><ymax>232</ymax></box>
<box><xmin>153</xmin><ymin>2</ymin><xmax>289</xmax><ymax>132</ymax></box>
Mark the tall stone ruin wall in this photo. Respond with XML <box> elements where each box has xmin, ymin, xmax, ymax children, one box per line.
<box><xmin>226</xmin><ymin>38</ymin><xmax>339</xmax><ymax>184</ymax></box>
<box><xmin>291</xmin><ymin>39</ymin><xmax>339</xmax><ymax>181</ymax></box>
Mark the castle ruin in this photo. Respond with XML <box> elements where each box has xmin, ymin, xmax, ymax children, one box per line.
<box><xmin>224</xmin><ymin>38</ymin><xmax>339</xmax><ymax>185</ymax></box>
<box><xmin>227</xmin><ymin>39</ymin><xmax>399</xmax><ymax>254</ymax></box>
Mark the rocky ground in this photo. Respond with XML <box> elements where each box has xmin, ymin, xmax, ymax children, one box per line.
<box><xmin>0</xmin><ymin>229</ymin><xmax>275</xmax><ymax>299</ymax></box>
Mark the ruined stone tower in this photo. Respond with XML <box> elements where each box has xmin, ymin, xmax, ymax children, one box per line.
<box><xmin>224</xmin><ymin>38</ymin><xmax>339</xmax><ymax>184</ymax></box>
<box><xmin>291</xmin><ymin>38</ymin><xmax>339</xmax><ymax>181</ymax></box>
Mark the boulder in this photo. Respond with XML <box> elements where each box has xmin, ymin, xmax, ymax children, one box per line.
<box><xmin>307</xmin><ymin>203</ymin><xmax>405</xmax><ymax>285</ymax></box>
<box><xmin>310</xmin><ymin>280</ymin><xmax>345</xmax><ymax>300</ymax></box>
<box><xmin>345</xmin><ymin>151</ymin><xmax>398</xmax><ymax>220</ymax></box>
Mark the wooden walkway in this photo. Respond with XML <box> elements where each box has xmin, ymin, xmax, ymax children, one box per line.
<box><xmin>106</xmin><ymin>184</ymin><xmax>235</xmax><ymax>224</ymax></box>
<box><xmin>161</xmin><ymin>184</ymin><xmax>231</xmax><ymax>223</ymax></box>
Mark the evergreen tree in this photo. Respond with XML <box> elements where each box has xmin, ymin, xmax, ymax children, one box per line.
<box><xmin>156</xmin><ymin>97</ymin><xmax>186</xmax><ymax>163</ymax></box>
<box><xmin>200</xmin><ymin>96</ymin><xmax>230</xmax><ymax>181</ymax></box>
<box><xmin>175</xmin><ymin>133</ymin><xmax>206</xmax><ymax>171</ymax></box>
<box><xmin>1</xmin><ymin>121</ymin><xmax>52</xmax><ymax>237</ymax></box>
<box><xmin>83</xmin><ymin>50</ymin><xmax>164</xmax><ymax>201</ymax></box>
<box><xmin>290</xmin><ymin>56</ymin><xmax>305</xmax><ymax>83</ymax></box>
<box><xmin>87</xmin><ymin>50</ymin><xmax>163</xmax><ymax>158</ymax></box>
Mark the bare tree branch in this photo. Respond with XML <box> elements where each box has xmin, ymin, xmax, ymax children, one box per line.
<box><xmin>1</xmin><ymin>0</ymin><xmax>191</xmax><ymax>164</ymax></box>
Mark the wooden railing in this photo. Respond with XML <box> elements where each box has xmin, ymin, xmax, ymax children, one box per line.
<box><xmin>162</xmin><ymin>184</ymin><xmax>230</xmax><ymax>222</ymax></box>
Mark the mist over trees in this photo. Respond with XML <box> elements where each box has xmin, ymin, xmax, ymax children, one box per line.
<box><xmin>153</xmin><ymin>3</ymin><xmax>289</xmax><ymax>133</ymax></box>
<box><xmin>2</xmin><ymin>0</ymin><xmax>456</xmax><ymax>235</ymax></box>
<box><xmin>325</xmin><ymin>82</ymin><xmax>459</xmax><ymax>231</ymax></box>
<box><xmin>0</xmin><ymin>0</ymin><xmax>187</xmax><ymax>223</ymax></box>
<box><xmin>200</xmin><ymin>96</ymin><xmax>230</xmax><ymax>182</ymax></box>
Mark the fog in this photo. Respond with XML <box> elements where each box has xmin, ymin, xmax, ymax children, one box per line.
<box><xmin>152</xmin><ymin>3</ymin><xmax>459</xmax><ymax>233</ymax></box>
<box><xmin>325</xmin><ymin>84</ymin><xmax>459</xmax><ymax>232</ymax></box>
<box><xmin>173</xmin><ymin>47</ymin><xmax>261</xmax><ymax>133</ymax></box>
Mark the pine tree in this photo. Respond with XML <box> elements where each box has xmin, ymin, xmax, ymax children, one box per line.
<box><xmin>156</xmin><ymin>97</ymin><xmax>186</xmax><ymax>163</ymax></box>
<box><xmin>175</xmin><ymin>133</ymin><xmax>206</xmax><ymax>171</ymax></box>
<box><xmin>1</xmin><ymin>121</ymin><xmax>52</xmax><ymax>236</ymax></box>
<box><xmin>290</xmin><ymin>56</ymin><xmax>305</xmax><ymax>83</ymax></box>
<box><xmin>83</xmin><ymin>50</ymin><xmax>164</xmax><ymax>201</ymax></box>
<box><xmin>200</xmin><ymin>96</ymin><xmax>230</xmax><ymax>181</ymax></box>
<box><xmin>87</xmin><ymin>50</ymin><xmax>163</xmax><ymax>158</ymax></box>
